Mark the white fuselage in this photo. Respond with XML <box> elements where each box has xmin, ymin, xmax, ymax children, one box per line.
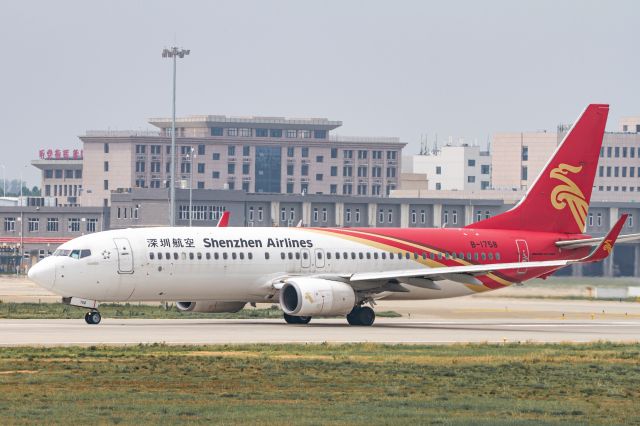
<box><xmin>29</xmin><ymin>227</ymin><xmax>483</xmax><ymax>303</ymax></box>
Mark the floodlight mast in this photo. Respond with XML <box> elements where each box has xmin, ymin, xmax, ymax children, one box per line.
<box><xmin>162</xmin><ymin>47</ymin><xmax>190</xmax><ymax>226</ymax></box>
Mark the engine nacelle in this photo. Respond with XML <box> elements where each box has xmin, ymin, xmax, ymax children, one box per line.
<box><xmin>175</xmin><ymin>301</ymin><xmax>246</xmax><ymax>313</ymax></box>
<box><xmin>279</xmin><ymin>278</ymin><xmax>355</xmax><ymax>317</ymax></box>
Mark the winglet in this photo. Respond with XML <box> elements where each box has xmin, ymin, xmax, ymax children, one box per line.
<box><xmin>216</xmin><ymin>211</ymin><xmax>230</xmax><ymax>227</ymax></box>
<box><xmin>581</xmin><ymin>214</ymin><xmax>627</xmax><ymax>263</ymax></box>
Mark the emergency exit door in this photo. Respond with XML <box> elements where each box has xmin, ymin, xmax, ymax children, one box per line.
<box><xmin>113</xmin><ymin>238</ymin><xmax>134</xmax><ymax>274</ymax></box>
<box><xmin>516</xmin><ymin>239</ymin><xmax>529</xmax><ymax>274</ymax></box>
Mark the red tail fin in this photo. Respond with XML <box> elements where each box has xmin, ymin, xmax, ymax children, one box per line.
<box><xmin>216</xmin><ymin>211</ymin><xmax>230</xmax><ymax>227</ymax></box>
<box><xmin>470</xmin><ymin>104</ymin><xmax>609</xmax><ymax>234</ymax></box>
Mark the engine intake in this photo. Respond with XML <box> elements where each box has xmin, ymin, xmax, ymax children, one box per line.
<box><xmin>279</xmin><ymin>278</ymin><xmax>355</xmax><ymax>317</ymax></box>
<box><xmin>176</xmin><ymin>301</ymin><xmax>246</xmax><ymax>313</ymax></box>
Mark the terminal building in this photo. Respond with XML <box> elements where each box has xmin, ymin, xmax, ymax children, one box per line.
<box><xmin>78</xmin><ymin>115</ymin><xmax>405</xmax><ymax>206</ymax></box>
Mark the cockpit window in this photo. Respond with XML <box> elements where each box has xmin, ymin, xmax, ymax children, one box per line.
<box><xmin>70</xmin><ymin>250</ymin><xmax>81</xmax><ymax>259</ymax></box>
<box><xmin>57</xmin><ymin>249</ymin><xmax>91</xmax><ymax>259</ymax></box>
<box><xmin>80</xmin><ymin>250</ymin><xmax>91</xmax><ymax>258</ymax></box>
<box><xmin>53</xmin><ymin>249</ymin><xmax>71</xmax><ymax>256</ymax></box>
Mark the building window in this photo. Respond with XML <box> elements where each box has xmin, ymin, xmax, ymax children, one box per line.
<box><xmin>287</xmin><ymin>164</ymin><xmax>294</xmax><ymax>176</ymax></box>
<box><xmin>615</xmin><ymin>147</ymin><xmax>620</xmax><ymax>158</ymax></box>
<box><xmin>301</xmin><ymin>183</ymin><xmax>308</xmax><ymax>194</ymax></box>
<box><xmin>301</xmin><ymin>165</ymin><xmax>309</xmax><ymax>176</ymax></box>
<box><xmin>286</xmin><ymin>130</ymin><xmax>297</xmax><ymax>138</ymax></box>
<box><xmin>322</xmin><ymin>208</ymin><xmax>328</xmax><ymax>222</ymax></box>
<box><xmin>270</xmin><ymin>129</ymin><xmax>283</xmax><ymax>138</ymax></box>
<box><xmin>255</xmin><ymin>129</ymin><xmax>268</xmax><ymax>137</ymax></box>
<box><xmin>436</xmin><ymin>166</ymin><xmax>441</xmax><ymax>175</ymax></box>
<box><xmin>227</xmin><ymin>128</ymin><xmax>238</xmax><ymax>137</ymax></box>
<box><xmin>378</xmin><ymin>208</ymin><xmax>384</xmax><ymax>223</ymax></box>
<box><xmin>47</xmin><ymin>218</ymin><xmax>58</xmax><ymax>232</ymax></box>
<box><xmin>287</xmin><ymin>183</ymin><xmax>294</xmax><ymax>194</ymax></box>
<box><xmin>4</xmin><ymin>217</ymin><xmax>15</xmax><ymax>232</ymax></box>
<box><xmin>103</xmin><ymin>161</ymin><xmax>109</xmax><ymax>172</ymax></box>
<box><xmin>243</xmin><ymin>146</ymin><xmax>250</xmax><ymax>156</ymax></box>
<box><xmin>212</xmin><ymin>171</ymin><xmax>220</xmax><ymax>179</ymax></box>
<box><xmin>346</xmin><ymin>208</ymin><xmax>352</xmax><ymax>222</ymax></box>
<box><xmin>452</xmin><ymin>211</ymin><xmax>458</xmax><ymax>224</ymax></box>
<box><xmin>596</xmin><ymin>213</ymin><xmax>602</xmax><ymax>227</ymax></box>
<box><xmin>330</xmin><ymin>184</ymin><xmax>337</xmax><ymax>194</ymax></box>
<box><xmin>86</xmin><ymin>218</ymin><xmax>98</xmax><ymax>233</ymax></box>
<box><xmin>343</xmin><ymin>166</ymin><xmax>353</xmax><ymax>177</ymax></box>
<box><xmin>68</xmin><ymin>218</ymin><xmax>81</xmax><ymax>232</ymax></box>
<box><xmin>468</xmin><ymin>159</ymin><xmax>476</xmax><ymax>167</ymax></box>
<box><xmin>136</xmin><ymin>161</ymin><xmax>145</xmax><ymax>172</ymax></box>
<box><xmin>357</xmin><ymin>184</ymin><xmax>367</xmax><ymax>195</ymax></box>
<box><xmin>411</xmin><ymin>209</ymin><xmax>417</xmax><ymax>224</ymax></box>
<box><xmin>316</xmin><ymin>173</ymin><xmax>323</xmax><ymax>181</ymax></box>
<box><xmin>386</xmin><ymin>151</ymin><xmax>397</xmax><ymax>160</ymax></box>
<box><xmin>386</xmin><ymin>167</ymin><xmax>396</xmax><ymax>178</ymax></box>
<box><xmin>301</xmin><ymin>147</ymin><xmax>309</xmax><ymax>158</ymax></box>
<box><xmin>151</xmin><ymin>162</ymin><xmax>161</xmax><ymax>173</ymax></box>
<box><xmin>468</xmin><ymin>176</ymin><xmax>476</xmax><ymax>183</ymax></box>
<box><xmin>420</xmin><ymin>210</ymin><xmax>426</xmax><ymax>224</ymax></box>
<box><xmin>521</xmin><ymin>166</ymin><xmax>528</xmax><ymax>180</ymax></box>
<box><xmin>330</xmin><ymin>166</ymin><xmax>338</xmax><ymax>177</ymax></box>
<box><xmin>103</xmin><ymin>143</ymin><xmax>110</xmax><ymax>153</ymax></box>
<box><xmin>372</xmin><ymin>184</ymin><xmax>381</xmax><ymax>195</ymax></box>
<box><xmin>228</xmin><ymin>163</ymin><xmax>235</xmax><ymax>174</ymax></box>
<box><xmin>104</xmin><ymin>180</ymin><xmax>109</xmax><ymax>190</ymax></box>
<box><xmin>387</xmin><ymin>209</ymin><xmax>393</xmax><ymax>223</ymax></box>
<box><xmin>628</xmin><ymin>214</ymin><xmax>633</xmax><ymax>228</ymax></box>
<box><xmin>314</xmin><ymin>130</ymin><xmax>327</xmax><ymax>139</ymax></box>
<box><xmin>521</xmin><ymin>146</ymin><xmax>528</xmax><ymax>161</ymax></box>
<box><xmin>343</xmin><ymin>184</ymin><xmax>352</xmax><ymax>195</ymax></box>
<box><xmin>358</xmin><ymin>150</ymin><xmax>368</xmax><ymax>160</ymax></box>
<box><xmin>55</xmin><ymin>169</ymin><xmax>63</xmax><ymax>178</ymax></box>
<box><xmin>211</xmin><ymin>127</ymin><xmax>224</xmax><ymax>136</ymax></box>
<box><xmin>287</xmin><ymin>147</ymin><xmax>295</xmax><ymax>157</ymax></box>
<box><xmin>588</xmin><ymin>213</ymin><xmax>593</xmax><ymax>227</ymax></box>
<box><xmin>228</xmin><ymin>146</ymin><xmax>236</xmax><ymax>156</ymax></box>
<box><xmin>435</xmin><ymin>183</ymin><xmax>441</xmax><ymax>190</ymax></box>
<box><xmin>355</xmin><ymin>209</ymin><xmax>361</xmax><ymax>222</ymax></box>
<box><xmin>257</xmin><ymin>207</ymin><xmax>264</xmax><ymax>221</ymax></box>
<box><xmin>239</xmin><ymin>128</ymin><xmax>251</xmax><ymax>137</ymax></box>
<box><xmin>300</xmin><ymin>130</ymin><xmax>311</xmax><ymax>138</ymax></box>
<box><xmin>443</xmin><ymin>210</ymin><xmax>448</xmax><ymax>224</ymax></box>
<box><xmin>316</xmin><ymin>155</ymin><xmax>324</xmax><ymax>163</ymax></box>
<box><xmin>242</xmin><ymin>164</ymin><xmax>250</xmax><ymax>175</ymax></box>
<box><xmin>28</xmin><ymin>218</ymin><xmax>39</xmax><ymax>232</ymax></box>
<box><xmin>212</xmin><ymin>153</ymin><xmax>221</xmax><ymax>160</ymax></box>
<box><xmin>331</xmin><ymin>148</ymin><xmax>338</xmax><ymax>158</ymax></box>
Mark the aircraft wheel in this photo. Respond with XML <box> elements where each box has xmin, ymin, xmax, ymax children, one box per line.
<box><xmin>85</xmin><ymin>311</ymin><xmax>101</xmax><ymax>325</ymax></box>
<box><xmin>284</xmin><ymin>313</ymin><xmax>312</xmax><ymax>325</ymax></box>
<box><xmin>347</xmin><ymin>306</ymin><xmax>375</xmax><ymax>326</ymax></box>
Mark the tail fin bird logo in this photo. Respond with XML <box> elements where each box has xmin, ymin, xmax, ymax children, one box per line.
<box><xmin>550</xmin><ymin>163</ymin><xmax>588</xmax><ymax>232</ymax></box>
<box><xmin>603</xmin><ymin>239</ymin><xmax>613</xmax><ymax>254</ymax></box>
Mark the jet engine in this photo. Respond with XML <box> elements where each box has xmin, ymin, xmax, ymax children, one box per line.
<box><xmin>279</xmin><ymin>278</ymin><xmax>355</xmax><ymax>317</ymax></box>
<box><xmin>175</xmin><ymin>301</ymin><xmax>246</xmax><ymax>313</ymax></box>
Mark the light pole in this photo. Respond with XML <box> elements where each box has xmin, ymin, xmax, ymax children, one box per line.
<box><xmin>0</xmin><ymin>164</ymin><xmax>5</xmax><ymax>197</ymax></box>
<box><xmin>188</xmin><ymin>147</ymin><xmax>195</xmax><ymax>227</ymax></box>
<box><xmin>162</xmin><ymin>46</ymin><xmax>190</xmax><ymax>227</ymax></box>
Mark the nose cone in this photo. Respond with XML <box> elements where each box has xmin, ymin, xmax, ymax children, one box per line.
<box><xmin>28</xmin><ymin>258</ymin><xmax>56</xmax><ymax>290</ymax></box>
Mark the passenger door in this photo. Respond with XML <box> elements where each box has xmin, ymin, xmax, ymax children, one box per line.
<box><xmin>113</xmin><ymin>238</ymin><xmax>134</xmax><ymax>274</ymax></box>
<box><xmin>516</xmin><ymin>239</ymin><xmax>529</xmax><ymax>274</ymax></box>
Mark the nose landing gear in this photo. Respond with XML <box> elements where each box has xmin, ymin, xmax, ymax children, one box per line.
<box><xmin>84</xmin><ymin>310</ymin><xmax>102</xmax><ymax>325</ymax></box>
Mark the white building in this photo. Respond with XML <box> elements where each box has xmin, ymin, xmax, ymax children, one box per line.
<box><xmin>402</xmin><ymin>145</ymin><xmax>491</xmax><ymax>191</ymax></box>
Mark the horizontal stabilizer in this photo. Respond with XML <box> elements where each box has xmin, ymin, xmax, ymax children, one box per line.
<box><xmin>556</xmin><ymin>232</ymin><xmax>640</xmax><ymax>249</ymax></box>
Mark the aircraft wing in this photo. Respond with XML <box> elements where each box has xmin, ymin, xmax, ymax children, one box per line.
<box><xmin>348</xmin><ymin>215</ymin><xmax>629</xmax><ymax>284</ymax></box>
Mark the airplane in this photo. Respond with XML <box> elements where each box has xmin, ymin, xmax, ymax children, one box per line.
<box><xmin>28</xmin><ymin>104</ymin><xmax>640</xmax><ymax>326</ymax></box>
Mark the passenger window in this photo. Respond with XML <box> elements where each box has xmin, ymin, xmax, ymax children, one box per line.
<box><xmin>445</xmin><ymin>253</ymin><xmax>450</xmax><ymax>260</ymax></box>
<box><xmin>438</xmin><ymin>253</ymin><xmax>443</xmax><ymax>260</ymax></box>
<box><xmin>358</xmin><ymin>253</ymin><xmax>363</xmax><ymax>260</ymax></box>
<box><xmin>327</xmin><ymin>252</ymin><xmax>332</xmax><ymax>260</ymax></box>
<box><xmin>430</xmin><ymin>253</ymin><xmax>435</xmax><ymax>260</ymax></box>
<box><xmin>295</xmin><ymin>252</ymin><xmax>300</xmax><ymax>260</ymax></box>
<box><xmin>206</xmin><ymin>252</ymin><xmax>211</xmax><ymax>260</ymax></box>
<box><xmin>197</xmin><ymin>252</ymin><xmax>202</xmax><ymax>260</ymax></box>
<box><xmin>165</xmin><ymin>252</ymin><xmax>170</xmax><ymax>260</ymax></box>
<box><xmin>158</xmin><ymin>252</ymin><xmax>163</xmax><ymax>260</ymax></box>
<box><xmin>422</xmin><ymin>253</ymin><xmax>426</xmax><ymax>260</ymax></box>
<box><xmin>240</xmin><ymin>252</ymin><xmax>245</xmax><ymax>260</ymax></box>
<box><xmin>481</xmin><ymin>253</ymin><xmax>486</xmax><ymax>260</ymax></box>
<box><xmin>70</xmin><ymin>250</ymin><xmax>80</xmax><ymax>259</ymax></box>
<box><xmin>413</xmin><ymin>253</ymin><xmax>418</xmax><ymax>260</ymax></box>
<box><xmin>351</xmin><ymin>252</ymin><xmax>356</xmax><ymax>260</ymax></box>
<box><xmin>80</xmin><ymin>250</ymin><xmax>91</xmax><ymax>259</ymax></box>
<box><xmin>459</xmin><ymin>252</ymin><xmax>464</xmax><ymax>259</ymax></box>
<box><xmin>281</xmin><ymin>252</ymin><xmax>286</xmax><ymax>260</ymax></box>
<box><xmin>405</xmin><ymin>253</ymin><xmax>410</xmax><ymax>260</ymax></box>
<box><xmin>214</xmin><ymin>253</ymin><xmax>219</xmax><ymax>260</ymax></box>
<box><xmin>264</xmin><ymin>252</ymin><xmax>270</xmax><ymax>260</ymax></box>
<box><xmin>223</xmin><ymin>253</ymin><xmax>228</xmax><ymax>260</ymax></box>
<box><xmin>389</xmin><ymin>253</ymin><xmax>394</xmax><ymax>260</ymax></box>
<box><xmin>381</xmin><ymin>253</ymin><xmax>386</xmax><ymax>260</ymax></box>
<box><xmin>467</xmin><ymin>252</ymin><xmax>472</xmax><ymax>260</ymax></box>
<box><xmin>474</xmin><ymin>253</ymin><xmax>479</xmax><ymax>261</ymax></box>
<box><xmin>248</xmin><ymin>253</ymin><xmax>253</xmax><ymax>260</ymax></box>
<box><xmin>189</xmin><ymin>252</ymin><xmax>194</xmax><ymax>260</ymax></box>
<box><xmin>288</xmin><ymin>252</ymin><xmax>293</xmax><ymax>260</ymax></box>
<box><xmin>343</xmin><ymin>252</ymin><xmax>348</xmax><ymax>259</ymax></box>
<box><xmin>303</xmin><ymin>252</ymin><xmax>308</xmax><ymax>260</ymax></box>
<box><xmin>335</xmin><ymin>252</ymin><xmax>340</xmax><ymax>260</ymax></box>
<box><xmin>495</xmin><ymin>253</ymin><xmax>501</xmax><ymax>261</ymax></box>
<box><xmin>149</xmin><ymin>252</ymin><xmax>155</xmax><ymax>260</ymax></box>
<box><xmin>488</xmin><ymin>253</ymin><xmax>494</xmax><ymax>260</ymax></box>
<box><xmin>373</xmin><ymin>253</ymin><xmax>378</xmax><ymax>260</ymax></box>
<box><xmin>317</xmin><ymin>252</ymin><xmax>323</xmax><ymax>259</ymax></box>
<box><xmin>366</xmin><ymin>253</ymin><xmax>371</xmax><ymax>260</ymax></box>
<box><xmin>232</xmin><ymin>253</ymin><xmax>237</xmax><ymax>260</ymax></box>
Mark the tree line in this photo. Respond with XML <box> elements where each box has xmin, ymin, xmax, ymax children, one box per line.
<box><xmin>0</xmin><ymin>179</ymin><xmax>41</xmax><ymax>197</ymax></box>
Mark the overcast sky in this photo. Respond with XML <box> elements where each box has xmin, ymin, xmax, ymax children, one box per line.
<box><xmin>2</xmin><ymin>0</ymin><xmax>638</xmax><ymax>185</ymax></box>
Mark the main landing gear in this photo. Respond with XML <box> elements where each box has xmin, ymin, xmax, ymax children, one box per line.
<box><xmin>84</xmin><ymin>310</ymin><xmax>102</xmax><ymax>325</ymax></box>
<box><xmin>347</xmin><ymin>306</ymin><xmax>375</xmax><ymax>326</ymax></box>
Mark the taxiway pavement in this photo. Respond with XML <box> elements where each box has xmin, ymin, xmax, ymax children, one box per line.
<box><xmin>1</xmin><ymin>318</ymin><xmax>639</xmax><ymax>346</ymax></box>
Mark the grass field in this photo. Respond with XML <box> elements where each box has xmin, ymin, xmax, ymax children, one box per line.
<box><xmin>0</xmin><ymin>302</ymin><xmax>401</xmax><ymax>320</ymax></box>
<box><xmin>1</xmin><ymin>343</ymin><xmax>639</xmax><ymax>425</ymax></box>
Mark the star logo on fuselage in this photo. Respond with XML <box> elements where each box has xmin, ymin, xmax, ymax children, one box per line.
<box><xmin>102</xmin><ymin>250</ymin><xmax>111</xmax><ymax>260</ymax></box>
